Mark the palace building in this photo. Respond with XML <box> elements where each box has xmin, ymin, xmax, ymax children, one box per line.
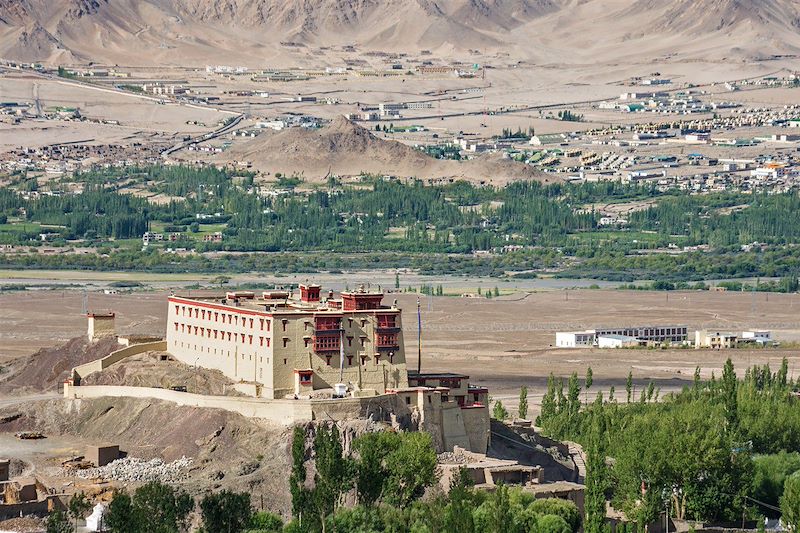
<box><xmin>166</xmin><ymin>284</ymin><xmax>410</xmax><ymax>399</ymax></box>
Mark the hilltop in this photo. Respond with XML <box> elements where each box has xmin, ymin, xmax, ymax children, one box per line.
<box><xmin>223</xmin><ymin>116</ymin><xmax>555</xmax><ymax>184</ymax></box>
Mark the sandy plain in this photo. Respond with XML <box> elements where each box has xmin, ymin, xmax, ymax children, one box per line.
<box><xmin>2</xmin><ymin>288</ymin><xmax>798</xmax><ymax>418</ymax></box>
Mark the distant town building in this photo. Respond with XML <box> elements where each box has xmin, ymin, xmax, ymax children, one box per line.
<box><xmin>695</xmin><ymin>330</ymin><xmax>738</xmax><ymax>349</ymax></box>
<box><xmin>556</xmin><ymin>325</ymin><xmax>688</xmax><ymax>348</ymax></box>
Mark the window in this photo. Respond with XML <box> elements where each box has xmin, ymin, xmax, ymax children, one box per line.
<box><xmin>325</xmin><ymin>355</ymin><xmax>332</xmax><ymax>365</ymax></box>
<box><xmin>266</xmin><ymin>338</ymin><xmax>270</xmax><ymax>348</ymax></box>
<box><xmin>260</xmin><ymin>319</ymin><xmax>264</xmax><ymax>330</ymax></box>
<box><xmin>181</xmin><ymin>324</ymin><xmax>185</xmax><ymax>333</ymax></box>
<box><xmin>249</xmin><ymin>318</ymin><xmax>254</xmax><ymax>328</ymax></box>
<box><xmin>405</xmin><ymin>397</ymin><xmax>411</xmax><ymax>405</ymax></box>
<box><xmin>314</xmin><ymin>335</ymin><xmax>340</xmax><ymax>352</ymax></box>
<box><xmin>283</xmin><ymin>338</ymin><xmax>289</xmax><ymax>348</ymax></box>
<box><xmin>347</xmin><ymin>356</ymin><xmax>353</xmax><ymax>365</ymax></box>
<box><xmin>299</xmin><ymin>372</ymin><xmax>312</xmax><ymax>384</ymax></box>
<box><xmin>174</xmin><ymin>322</ymin><xmax>178</xmax><ymax>331</ymax></box>
<box><xmin>347</xmin><ymin>336</ymin><xmax>353</xmax><ymax>347</ymax></box>
<box><xmin>259</xmin><ymin>337</ymin><xmax>264</xmax><ymax>347</ymax></box>
<box><xmin>174</xmin><ymin>305</ymin><xmax>179</xmax><ymax>314</ymax></box>
<box><xmin>249</xmin><ymin>335</ymin><xmax>253</xmax><ymax>344</ymax></box>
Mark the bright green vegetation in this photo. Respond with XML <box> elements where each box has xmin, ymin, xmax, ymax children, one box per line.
<box><xmin>282</xmin><ymin>425</ymin><xmax>582</xmax><ymax>533</ymax></box>
<box><xmin>537</xmin><ymin>359</ymin><xmax>800</xmax><ymax>527</ymax></box>
<box><xmin>46</xmin><ymin>428</ymin><xmax>582</xmax><ymax>533</ymax></box>
<box><xmin>3</xmin><ymin>165</ymin><xmax>800</xmax><ymax>281</ymax></box>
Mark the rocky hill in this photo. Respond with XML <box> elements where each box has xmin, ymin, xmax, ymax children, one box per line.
<box><xmin>224</xmin><ymin>116</ymin><xmax>554</xmax><ymax>184</ymax></box>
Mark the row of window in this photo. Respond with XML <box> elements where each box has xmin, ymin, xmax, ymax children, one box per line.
<box><xmin>174</xmin><ymin>322</ymin><xmax>272</xmax><ymax>347</ymax></box>
<box><xmin>174</xmin><ymin>304</ymin><xmax>271</xmax><ymax>331</ymax></box>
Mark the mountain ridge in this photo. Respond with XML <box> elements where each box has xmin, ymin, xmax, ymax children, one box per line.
<box><xmin>2</xmin><ymin>0</ymin><xmax>799</xmax><ymax>65</ymax></box>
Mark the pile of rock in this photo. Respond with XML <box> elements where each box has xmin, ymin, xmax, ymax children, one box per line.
<box><xmin>72</xmin><ymin>456</ymin><xmax>193</xmax><ymax>484</ymax></box>
<box><xmin>437</xmin><ymin>450</ymin><xmax>468</xmax><ymax>464</ymax></box>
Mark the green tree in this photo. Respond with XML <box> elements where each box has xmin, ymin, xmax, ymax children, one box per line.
<box><xmin>68</xmin><ymin>491</ymin><xmax>92</xmax><ymax>531</ymax></box>
<box><xmin>538</xmin><ymin>514</ymin><xmax>572</xmax><ymax>533</ymax></box>
<box><xmin>352</xmin><ymin>431</ymin><xmax>401</xmax><ymax>505</ymax></box>
<box><xmin>45</xmin><ymin>511</ymin><xmax>72</xmax><ymax>533</ymax></box>
<box><xmin>473</xmin><ymin>483</ymin><xmax>514</xmax><ymax>532</ymax></box>
<box><xmin>585</xmin><ymin>367</ymin><xmax>593</xmax><ymax>404</ymax></box>
<box><xmin>289</xmin><ymin>426</ymin><xmax>308</xmax><ymax>520</ymax></box>
<box><xmin>519</xmin><ymin>386</ymin><xmax>529</xmax><ymax>420</ymax></box>
<box><xmin>106</xmin><ymin>489</ymin><xmax>136</xmax><ymax>533</ymax></box>
<box><xmin>311</xmin><ymin>424</ymin><xmax>353</xmax><ymax>524</ymax></box>
<box><xmin>722</xmin><ymin>357</ymin><xmax>738</xmax><ymax>429</ymax></box>
<box><xmin>132</xmin><ymin>481</ymin><xmax>192</xmax><ymax>533</ymax></box>
<box><xmin>529</xmin><ymin>499</ymin><xmax>581</xmax><ymax>532</ymax></box>
<box><xmin>752</xmin><ymin>452</ymin><xmax>800</xmax><ymax>517</ymax></box>
<box><xmin>444</xmin><ymin>467</ymin><xmax>476</xmax><ymax>533</ymax></box>
<box><xmin>782</xmin><ymin>471</ymin><xmax>800</xmax><ymax>530</ymax></box>
<box><xmin>584</xmin><ymin>394</ymin><xmax>607</xmax><ymax>533</ymax></box>
<box><xmin>199</xmin><ymin>490</ymin><xmax>252</xmax><ymax>533</ymax></box>
<box><xmin>249</xmin><ymin>511</ymin><xmax>284</xmax><ymax>532</ymax></box>
<box><xmin>539</xmin><ymin>374</ymin><xmax>557</xmax><ymax>425</ymax></box>
<box><xmin>493</xmin><ymin>399</ymin><xmax>509</xmax><ymax>421</ymax></box>
<box><xmin>384</xmin><ymin>432</ymin><xmax>437</xmax><ymax>507</ymax></box>
<box><xmin>626</xmin><ymin>371</ymin><xmax>633</xmax><ymax>403</ymax></box>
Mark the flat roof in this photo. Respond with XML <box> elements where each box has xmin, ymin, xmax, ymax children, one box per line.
<box><xmin>598</xmin><ymin>335</ymin><xmax>639</xmax><ymax>341</ymax></box>
<box><xmin>170</xmin><ymin>292</ymin><xmax>397</xmax><ymax>316</ymax></box>
<box><xmin>408</xmin><ymin>371</ymin><xmax>470</xmax><ymax>380</ymax></box>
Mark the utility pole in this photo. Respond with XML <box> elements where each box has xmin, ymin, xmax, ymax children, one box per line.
<box><xmin>417</xmin><ymin>297</ymin><xmax>422</xmax><ymax>374</ymax></box>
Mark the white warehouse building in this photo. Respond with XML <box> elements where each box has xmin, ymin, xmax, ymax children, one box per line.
<box><xmin>555</xmin><ymin>331</ymin><xmax>595</xmax><ymax>348</ymax></box>
<box><xmin>555</xmin><ymin>325</ymin><xmax>688</xmax><ymax>348</ymax></box>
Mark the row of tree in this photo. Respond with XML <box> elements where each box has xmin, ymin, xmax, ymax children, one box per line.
<box><xmin>536</xmin><ymin>359</ymin><xmax>800</xmax><ymax>529</ymax></box>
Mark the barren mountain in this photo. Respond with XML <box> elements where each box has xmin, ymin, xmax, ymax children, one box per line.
<box><xmin>1</xmin><ymin>0</ymin><xmax>799</xmax><ymax>65</ymax></box>
<box><xmin>225</xmin><ymin>116</ymin><xmax>555</xmax><ymax>184</ymax></box>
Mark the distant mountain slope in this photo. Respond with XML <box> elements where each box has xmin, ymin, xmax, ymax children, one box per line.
<box><xmin>631</xmin><ymin>0</ymin><xmax>800</xmax><ymax>33</ymax></box>
<box><xmin>1</xmin><ymin>0</ymin><xmax>799</xmax><ymax>65</ymax></box>
<box><xmin>224</xmin><ymin>116</ymin><xmax>554</xmax><ymax>184</ymax></box>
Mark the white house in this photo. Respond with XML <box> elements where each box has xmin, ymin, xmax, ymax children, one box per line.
<box><xmin>555</xmin><ymin>331</ymin><xmax>596</xmax><ymax>348</ymax></box>
<box><xmin>597</xmin><ymin>335</ymin><xmax>641</xmax><ymax>349</ymax></box>
<box><xmin>742</xmin><ymin>331</ymin><xmax>772</xmax><ymax>345</ymax></box>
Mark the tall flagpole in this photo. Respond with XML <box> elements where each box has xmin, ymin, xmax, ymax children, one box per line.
<box><xmin>339</xmin><ymin>328</ymin><xmax>345</xmax><ymax>383</ymax></box>
<box><xmin>417</xmin><ymin>297</ymin><xmax>422</xmax><ymax>374</ymax></box>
